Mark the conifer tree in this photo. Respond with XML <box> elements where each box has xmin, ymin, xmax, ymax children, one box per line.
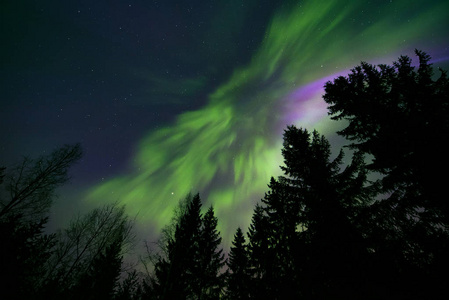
<box><xmin>196</xmin><ymin>206</ymin><xmax>226</xmax><ymax>299</ymax></box>
<box><xmin>264</xmin><ymin>175</ymin><xmax>307</xmax><ymax>297</ymax></box>
<box><xmin>246</xmin><ymin>204</ymin><xmax>274</xmax><ymax>299</ymax></box>
<box><xmin>70</xmin><ymin>241</ymin><xmax>123</xmax><ymax>300</ymax></box>
<box><xmin>300</xmin><ymin>128</ymin><xmax>375</xmax><ymax>298</ymax></box>
<box><xmin>247</xmin><ymin>126</ymin><xmax>374</xmax><ymax>299</ymax></box>
<box><xmin>154</xmin><ymin>193</ymin><xmax>202</xmax><ymax>299</ymax></box>
<box><xmin>226</xmin><ymin>227</ymin><xmax>250</xmax><ymax>299</ymax></box>
<box><xmin>153</xmin><ymin>194</ymin><xmax>226</xmax><ymax>299</ymax></box>
<box><xmin>323</xmin><ymin>50</ymin><xmax>449</xmax><ymax>298</ymax></box>
<box><xmin>324</xmin><ymin>50</ymin><xmax>449</xmax><ymax>222</ymax></box>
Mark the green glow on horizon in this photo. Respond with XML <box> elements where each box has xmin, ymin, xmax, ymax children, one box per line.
<box><xmin>86</xmin><ymin>0</ymin><xmax>449</xmax><ymax>246</ymax></box>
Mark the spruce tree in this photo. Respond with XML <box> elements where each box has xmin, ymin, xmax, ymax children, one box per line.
<box><xmin>154</xmin><ymin>193</ymin><xmax>202</xmax><ymax>299</ymax></box>
<box><xmin>154</xmin><ymin>194</ymin><xmax>225</xmax><ymax>299</ymax></box>
<box><xmin>247</xmin><ymin>126</ymin><xmax>374</xmax><ymax>299</ymax></box>
<box><xmin>196</xmin><ymin>206</ymin><xmax>226</xmax><ymax>299</ymax></box>
<box><xmin>293</xmin><ymin>128</ymin><xmax>374</xmax><ymax>299</ymax></box>
<box><xmin>323</xmin><ymin>50</ymin><xmax>449</xmax><ymax>298</ymax></box>
<box><xmin>260</xmin><ymin>177</ymin><xmax>300</xmax><ymax>298</ymax></box>
<box><xmin>70</xmin><ymin>242</ymin><xmax>123</xmax><ymax>300</ymax></box>
<box><xmin>246</xmin><ymin>204</ymin><xmax>273</xmax><ymax>299</ymax></box>
<box><xmin>324</xmin><ymin>50</ymin><xmax>449</xmax><ymax>222</ymax></box>
<box><xmin>154</xmin><ymin>195</ymin><xmax>227</xmax><ymax>299</ymax></box>
<box><xmin>225</xmin><ymin>227</ymin><xmax>250</xmax><ymax>299</ymax></box>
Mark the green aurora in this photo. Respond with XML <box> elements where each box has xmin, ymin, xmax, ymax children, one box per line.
<box><xmin>86</xmin><ymin>0</ymin><xmax>449</xmax><ymax>245</ymax></box>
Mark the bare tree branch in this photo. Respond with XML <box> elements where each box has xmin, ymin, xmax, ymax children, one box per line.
<box><xmin>0</xmin><ymin>144</ymin><xmax>82</xmax><ymax>220</ymax></box>
<box><xmin>42</xmin><ymin>203</ymin><xmax>134</xmax><ymax>289</ymax></box>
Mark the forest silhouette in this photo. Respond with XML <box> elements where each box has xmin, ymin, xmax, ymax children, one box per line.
<box><xmin>1</xmin><ymin>50</ymin><xmax>448</xmax><ymax>299</ymax></box>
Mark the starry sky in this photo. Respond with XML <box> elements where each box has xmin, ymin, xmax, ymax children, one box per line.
<box><xmin>1</xmin><ymin>0</ymin><xmax>448</xmax><ymax>247</ymax></box>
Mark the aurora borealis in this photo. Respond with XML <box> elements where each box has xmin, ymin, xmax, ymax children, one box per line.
<box><xmin>1</xmin><ymin>0</ymin><xmax>449</xmax><ymax>246</ymax></box>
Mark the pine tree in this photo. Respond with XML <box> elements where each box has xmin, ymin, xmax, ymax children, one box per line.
<box><xmin>225</xmin><ymin>227</ymin><xmax>250</xmax><ymax>299</ymax></box>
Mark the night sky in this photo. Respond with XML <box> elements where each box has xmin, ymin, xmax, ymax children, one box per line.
<box><xmin>1</xmin><ymin>0</ymin><xmax>448</xmax><ymax>247</ymax></box>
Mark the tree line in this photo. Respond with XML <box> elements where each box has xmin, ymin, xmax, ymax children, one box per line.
<box><xmin>1</xmin><ymin>50</ymin><xmax>448</xmax><ymax>299</ymax></box>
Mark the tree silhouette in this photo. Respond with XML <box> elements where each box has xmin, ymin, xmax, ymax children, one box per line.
<box><xmin>246</xmin><ymin>126</ymin><xmax>375</xmax><ymax>299</ymax></box>
<box><xmin>0</xmin><ymin>214</ymin><xmax>55</xmax><ymax>299</ymax></box>
<box><xmin>0</xmin><ymin>144</ymin><xmax>81</xmax><ymax>299</ymax></box>
<box><xmin>153</xmin><ymin>193</ymin><xmax>203</xmax><ymax>299</ymax></box>
<box><xmin>260</xmin><ymin>176</ymin><xmax>300</xmax><ymax>298</ymax></box>
<box><xmin>246</xmin><ymin>204</ymin><xmax>273</xmax><ymax>299</ymax></box>
<box><xmin>225</xmin><ymin>227</ymin><xmax>250</xmax><ymax>299</ymax></box>
<box><xmin>3</xmin><ymin>50</ymin><xmax>447</xmax><ymax>299</ymax></box>
<box><xmin>324</xmin><ymin>50</ymin><xmax>449</xmax><ymax>298</ymax></box>
<box><xmin>70</xmin><ymin>241</ymin><xmax>123</xmax><ymax>300</ymax></box>
<box><xmin>114</xmin><ymin>270</ymin><xmax>145</xmax><ymax>300</ymax></box>
<box><xmin>0</xmin><ymin>144</ymin><xmax>82</xmax><ymax>221</ymax></box>
<box><xmin>42</xmin><ymin>203</ymin><xmax>133</xmax><ymax>298</ymax></box>
<box><xmin>152</xmin><ymin>194</ymin><xmax>226</xmax><ymax>299</ymax></box>
<box><xmin>0</xmin><ymin>145</ymin><xmax>141</xmax><ymax>299</ymax></box>
<box><xmin>196</xmin><ymin>206</ymin><xmax>226</xmax><ymax>299</ymax></box>
<box><xmin>324</xmin><ymin>50</ymin><xmax>449</xmax><ymax>222</ymax></box>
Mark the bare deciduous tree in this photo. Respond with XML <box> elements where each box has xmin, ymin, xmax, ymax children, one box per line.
<box><xmin>42</xmin><ymin>203</ymin><xmax>134</xmax><ymax>292</ymax></box>
<box><xmin>0</xmin><ymin>144</ymin><xmax>82</xmax><ymax>220</ymax></box>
